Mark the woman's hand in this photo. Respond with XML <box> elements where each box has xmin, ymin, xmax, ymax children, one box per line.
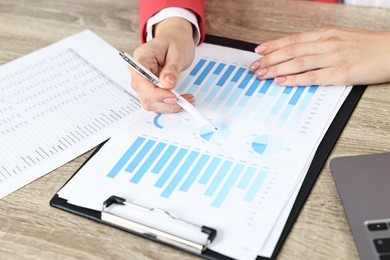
<box><xmin>249</xmin><ymin>28</ymin><xmax>390</xmax><ymax>86</ymax></box>
<box><xmin>131</xmin><ymin>17</ymin><xmax>196</xmax><ymax>113</ymax></box>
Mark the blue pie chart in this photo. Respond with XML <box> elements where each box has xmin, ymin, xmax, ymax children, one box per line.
<box><xmin>252</xmin><ymin>135</ymin><xmax>283</xmax><ymax>155</ymax></box>
<box><xmin>200</xmin><ymin>122</ymin><xmax>229</xmax><ymax>141</ymax></box>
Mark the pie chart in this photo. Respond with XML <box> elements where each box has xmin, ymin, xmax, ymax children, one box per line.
<box><xmin>200</xmin><ymin>122</ymin><xmax>229</xmax><ymax>141</ymax></box>
<box><xmin>252</xmin><ymin>135</ymin><xmax>283</xmax><ymax>155</ymax></box>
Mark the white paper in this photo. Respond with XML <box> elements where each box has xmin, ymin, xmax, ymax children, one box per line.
<box><xmin>0</xmin><ymin>30</ymin><xmax>147</xmax><ymax>198</ymax></box>
<box><xmin>57</xmin><ymin>43</ymin><xmax>351</xmax><ymax>259</ymax></box>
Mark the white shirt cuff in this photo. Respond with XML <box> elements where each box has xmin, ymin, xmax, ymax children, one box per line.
<box><xmin>145</xmin><ymin>7</ymin><xmax>201</xmax><ymax>45</ymax></box>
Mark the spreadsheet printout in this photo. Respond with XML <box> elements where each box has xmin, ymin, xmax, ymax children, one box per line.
<box><xmin>0</xmin><ymin>30</ymin><xmax>146</xmax><ymax>198</ymax></box>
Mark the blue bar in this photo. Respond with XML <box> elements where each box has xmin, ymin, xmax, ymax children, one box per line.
<box><xmin>125</xmin><ymin>140</ymin><xmax>156</xmax><ymax>173</ymax></box>
<box><xmin>180</xmin><ymin>154</ymin><xmax>210</xmax><ymax>191</ymax></box>
<box><xmin>245</xmin><ymin>77</ymin><xmax>261</xmax><ymax>96</ymax></box>
<box><xmin>237</xmin><ymin>167</ymin><xmax>256</xmax><ymax>189</ymax></box>
<box><xmin>237</xmin><ymin>71</ymin><xmax>254</xmax><ymax>89</ymax></box>
<box><xmin>155</xmin><ymin>148</ymin><xmax>188</xmax><ymax>188</ymax></box>
<box><xmin>190</xmin><ymin>59</ymin><xmax>207</xmax><ymax>76</ymax></box>
<box><xmin>244</xmin><ymin>170</ymin><xmax>268</xmax><ymax>202</ymax></box>
<box><xmin>232</xmin><ymin>67</ymin><xmax>245</xmax><ymax>82</ymax></box>
<box><xmin>204</xmin><ymin>84</ymin><xmax>223</xmax><ymax>103</ymax></box>
<box><xmin>259</xmin><ymin>79</ymin><xmax>273</xmax><ymax>94</ymax></box>
<box><xmin>218</xmin><ymin>81</ymin><xmax>235</xmax><ymax>101</ymax></box>
<box><xmin>226</xmin><ymin>88</ymin><xmax>243</xmax><ymax>107</ymax></box>
<box><xmin>238</xmin><ymin>95</ymin><xmax>250</xmax><ymax>107</ymax></box>
<box><xmin>199</xmin><ymin>157</ymin><xmax>222</xmax><ymax>184</ymax></box>
<box><xmin>283</xmin><ymin>86</ymin><xmax>293</xmax><ymax>94</ymax></box>
<box><xmin>130</xmin><ymin>142</ymin><xmax>167</xmax><ymax>183</ymax></box>
<box><xmin>177</xmin><ymin>75</ymin><xmax>194</xmax><ymax>92</ymax></box>
<box><xmin>216</xmin><ymin>65</ymin><xmax>235</xmax><ymax>86</ymax></box>
<box><xmin>309</xmin><ymin>85</ymin><xmax>319</xmax><ymax>93</ymax></box>
<box><xmin>212</xmin><ymin>163</ymin><xmax>244</xmax><ymax>207</ymax></box>
<box><xmin>270</xmin><ymin>90</ymin><xmax>291</xmax><ymax>115</ymax></box>
<box><xmin>279</xmin><ymin>104</ymin><xmax>294</xmax><ymax>122</ymax></box>
<box><xmin>289</xmin><ymin>86</ymin><xmax>305</xmax><ymax>105</ymax></box>
<box><xmin>299</xmin><ymin>87</ymin><xmax>317</xmax><ymax>110</ymax></box>
<box><xmin>106</xmin><ymin>136</ymin><xmax>145</xmax><ymax>178</ymax></box>
<box><xmin>161</xmin><ymin>151</ymin><xmax>199</xmax><ymax>198</ymax></box>
<box><xmin>194</xmin><ymin>61</ymin><xmax>216</xmax><ymax>85</ymax></box>
<box><xmin>200</xmin><ymin>74</ymin><xmax>219</xmax><ymax>92</ymax></box>
<box><xmin>198</xmin><ymin>63</ymin><xmax>225</xmax><ymax>93</ymax></box>
<box><xmin>151</xmin><ymin>145</ymin><xmax>177</xmax><ymax>173</ymax></box>
<box><xmin>214</xmin><ymin>63</ymin><xmax>226</xmax><ymax>75</ymax></box>
<box><xmin>205</xmin><ymin>160</ymin><xmax>234</xmax><ymax>196</ymax></box>
<box><xmin>270</xmin><ymin>84</ymin><xmax>281</xmax><ymax>96</ymax></box>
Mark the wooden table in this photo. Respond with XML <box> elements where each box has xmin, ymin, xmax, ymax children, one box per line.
<box><xmin>1</xmin><ymin>0</ymin><xmax>389</xmax><ymax>259</ymax></box>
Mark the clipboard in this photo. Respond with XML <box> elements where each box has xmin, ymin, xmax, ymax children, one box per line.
<box><xmin>50</xmin><ymin>35</ymin><xmax>366</xmax><ymax>260</ymax></box>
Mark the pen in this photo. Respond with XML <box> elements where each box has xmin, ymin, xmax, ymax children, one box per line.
<box><xmin>119</xmin><ymin>51</ymin><xmax>218</xmax><ymax>131</ymax></box>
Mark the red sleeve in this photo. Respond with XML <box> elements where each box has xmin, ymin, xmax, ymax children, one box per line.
<box><xmin>139</xmin><ymin>0</ymin><xmax>205</xmax><ymax>44</ymax></box>
<box><xmin>308</xmin><ymin>0</ymin><xmax>338</xmax><ymax>3</ymax></box>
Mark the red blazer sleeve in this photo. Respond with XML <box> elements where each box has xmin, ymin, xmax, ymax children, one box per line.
<box><xmin>139</xmin><ymin>0</ymin><xmax>205</xmax><ymax>44</ymax></box>
<box><xmin>309</xmin><ymin>0</ymin><xmax>338</xmax><ymax>3</ymax></box>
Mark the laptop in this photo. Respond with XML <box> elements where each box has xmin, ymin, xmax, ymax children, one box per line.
<box><xmin>330</xmin><ymin>152</ymin><xmax>390</xmax><ymax>260</ymax></box>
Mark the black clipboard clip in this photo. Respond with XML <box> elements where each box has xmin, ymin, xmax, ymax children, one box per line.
<box><xmin>102</xmin><ymin>195</ymin><xmax>217</xmax><ymax>255</ymax></box>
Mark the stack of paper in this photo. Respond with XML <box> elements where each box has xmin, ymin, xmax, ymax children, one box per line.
<box><xmin>56</xmin><ymin>34</ymin><xmax>351</xmax><ymax>259</ymax></box>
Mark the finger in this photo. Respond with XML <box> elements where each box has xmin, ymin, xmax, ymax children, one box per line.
<box><xmin>130</xmin><ymin>69</ymin><xmax>158</xmax><ymax>95</ymax></box>
<box><xmin>256</xmin><ymin>53</ymin><xmax>331</xmax><ymax>79</ymax></box>
<box><xmin>256</xmin><ymin>41</ymin><xmax>329</xmax><ymax>71</ymax></box>
<box><xmin>139</xmin><ymin>95</ymin><xmax>183</xmax><ymax>113</ymax></box>
<box><xmin>131</xmin><ymin>70</ymin><xmax>198</xmax><ymax>113</ymax></box>
<box><xmin>159</xmin><ymin>44</ymin><xmax>194</xmax><ymax>89</ymax></box>
<box><xmin>274</xmin><ymin>67</ymin><xmax>341</xmax><ymax>86</ymax></box>
<box><xmin>255</xmin><ymin>30</ymin><xmax>326</xmax><ymax>55</ymax></box>
<box><xmin>159</xmin><ymin>63</ymin><xmax>180</xmax><ymax>89</ymax></box>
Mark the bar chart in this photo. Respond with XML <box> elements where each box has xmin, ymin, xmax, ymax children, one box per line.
<box><xmin>178</xmin><ymin>57</ymin><xmax>320</xmax><ymax>132</ymax></box>
<box><xmin>106</xmin><ymin>136</ymin><xmax>269</xmax><ymax>208</ymax></box>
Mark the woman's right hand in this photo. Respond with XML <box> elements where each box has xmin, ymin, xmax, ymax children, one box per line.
<box><xmin>130</xmin><ymin>17</ymin><xmax>196</xmax><ymax>113</ymax></box>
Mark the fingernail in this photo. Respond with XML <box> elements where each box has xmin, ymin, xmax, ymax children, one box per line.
<box><xmin>188</xmin><ymin>96</ymin><xmax>196</xmax><ymax>104</ymax></box>
<box><xmin>255</xmin><ymin>45</ymin><xmax>267</xmax><ymax>54</ymax></box>
<box><xmin>250</xmin><ymin>61</ymin><xmax>261</xmax><ymax>71</ymax></box>
<box><xmin>256</xmin><ymin>69</ymin><xmax>267</xmax><ymax>77</ymax></box>
<box><xmin>163</xmin><ymin>97</ymin><xmax>177</xmax><ymax>104</ymax></box>
<box><xmin>164</xmin><ymin>74</ymin><xmax>176</xmax><ymax>87</ymax></box>
<box><xmin>275</xmin><ymin>77</ymin><xmax>287</xmax><ymax>84</ymax></box>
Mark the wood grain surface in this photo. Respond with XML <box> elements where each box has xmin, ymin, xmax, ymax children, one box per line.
<box><xmin>0</xmin><ymin>1</ymin><xmax>389</xmax><ymax>259</ymax></box>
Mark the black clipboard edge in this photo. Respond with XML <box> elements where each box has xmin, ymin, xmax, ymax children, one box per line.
<box><xmin>51</xmin><ymin>194</ymin><xmax>228</xmax><ymax>259</ymax></box>
<box><xmin>50</xmin><ymin>34</ymin><xmax>366</xmax><ymax>260</ymax></box>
